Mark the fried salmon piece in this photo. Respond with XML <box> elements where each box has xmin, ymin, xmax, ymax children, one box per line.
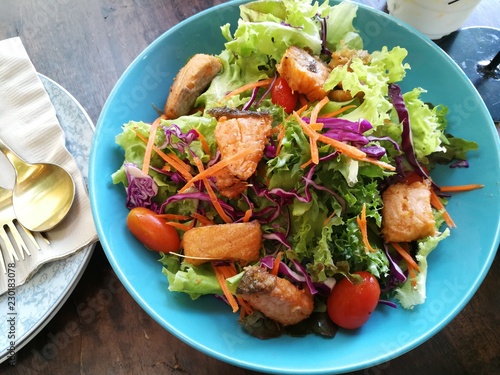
<box><xmin>182</xmin><ymin>221</ymin><xmax>262</xmax><ymax>266</ymax></box>
<box><xmin>237</xmin><ymin>266</ymin><xmax>314</xmax><ymax>326</ymax></box>
<box><xmin>277</xmin><ymin>46</ymin><xmax>331</xmax><ymax>102</ymax></box>
<box><xmin>209</xmin><ymin>108</ymin><xmax>272</xmax><ymax>199</ymax></box>
<box><xmin>164</xmin><ymin>54</ymin><xmax>222</xmax><ymax>119</ymax></box>
<box><xmin>212</xmin><ymin>172</ymin><xmax>248</xmax><ymax>199</ymax></box>
<box><xmin>329</xmin><ymin>46</ymin><xmax>371</xmax><ymax>69</ymax></box>
<box><xmin>381</xmin><ymin>180</ymin><xmax>437</xmax><ymax>243</ymax></box>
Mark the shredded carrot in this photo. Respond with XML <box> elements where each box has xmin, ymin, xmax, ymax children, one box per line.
<box><xmin>391</xmin><ymin>242</ymin><xmax>421</xmax><ymax>273</ymax></box>
<box><xmin>270</xmin><ymin>252</ymin><xmax>283</xmax><ymax>276</ymax></box>
<box><xmin>156</xmin><ymin>213</ymin><xmax>190</xmax><ymax>221</ymax></box>
<box><xmin>357</xmin><ymin>203</ymin><xmax>376</xmax><ymax>253</ymax></box>
<box><xmin>430</xmin><ymin>189</ymin><xmax>456</xmax><ymax>228</ymax></box>
<box><xmin>407</xmin><ymin>265</ymin><xmax>418</xmax><ymax>288</ymax></box>
<box><xmin>190</xmin><ymin>212</ymin><xmax>215</xmax><ymax>226</ymax></box>
<box><xmin>324</xmin><ymin>211</ymin><xmax>336</xmax><ymax>226</ymax></box>
<box><xmin>321</xmin><ymin>104</ymin><xmax>357</xmax><ymax>118</ymax></box>
<box><xmin>193</xmin><ymin>157</ymin><xmax>233</xmax><ymax>224</ymax></box>
<box><xmin>212</xmin><ymin>262</ymin><xmax>239</xmax><ymax>313</ymax></box>
<box><xmin>298</xmin><ymin>94</ymin><xmax>308</xmax><ymax>107</ymax></box>
<box><xmin>309</xmin><ymin>123</ymin><xmax>324</xmax><ymax>131</ymax></box>
<box><xmin>300</xmin><ymin>158</ymin><xmax>313</xmax><ymax>169</ymax></box>
<box><xmin>309</xmin><ymin>137</ymin><xmax>319</xmax><ymax>165</ymax></box>
<box><xmin>135</xmin><ymin>130</ymin><xmax>193</xmax><ymax>181</ymax></box>
<box><xmin>223</xmin><ymin>78</ymin><xmax>274</xmax><ymax>100</ymax></box>
<box><xmin>296</xmin><ymin>103</ymin><xmax>309</xmax><ymax>115</ymax></box>
<box><xmin>360</xmin><ymin>156</ymin><xmax>396</xmax><ymax>171</ymax></box>
<box><xmin>395</xmin><ymin>242</ymin><xmax>419</xmax><ymax>287</ymax></box>
<box><xmin>271</xmin><ymin>125</ymin><xmax>282</xmax><ymax>135</ymax></box>
<box><xmin>316</xmin><ymin>133</ymin><xmax>367</xmax><ymax>159</ymax></box>
<box><xmin>179</xmin><ymin>147</ymin><xmax>255</xmax><ymax>193</ymax></box>
<box><xmin>274</xmin><ymin>123</ymin><xmax>286</xmax><ymax>157</ymax></box>
<box><xmin>196</xmin><ymin>130</ymin><xmax>211</xmax><ymax>155</ymax></box>
<box><xmin>242</xmin><ymin>209</ymin><xmax>253</xmax><ymax>223</ymax></box>
<box><xmin>237</xmin><ymin>296</ymin><xmax>254</xmax><ymax>319</ymax></box>
<box><xmin>316</xmin><ymin>133</ymin><xmax>368</xmax><ymax>160</ymax></box>
<box><xmin>294</xmin><ymin>111</ymin><xmax>396</xmax><ymax>171</ymax></box>
<box><xmin>310</xmin><ymin>96</ymin><xmax>330</xmax><ymax>125</ymax></box>
<box><xmin>218</xmin><ymin>261</ymin><xmax>238</xmax><ymax>278</ymax></box>
<box><xmin>141</xmin><ymin>117</ymin><xmax>162</xmax><ymax>174</ymax></box>
<box><xmin>439</xmin><ymin>184</ymin><xmax>484</xmax><ymax>192</ymax></box>
<box><xmin>165</xmin><ymin>221</ymin><xmax>194</xmax><ymax>232</ymax></box>
<box><xmin>213</xmin><ymin>261</ymin><xmax>253</xmax><ymax>318</ymax></box>
<box><xmin>293</xmin><ymin>111</ymin><xmax>320</xmax><ymax>164</ymax></box>
<box><xmin>171</xmin><ymin>252</ymin><xmax>221</xmax><ymax>262</ymax></box>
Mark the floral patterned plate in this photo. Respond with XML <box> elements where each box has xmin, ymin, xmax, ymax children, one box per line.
<box><xmin>0</xmin><ymin>74</ymin><xmax>95</xmax><ymax>363</ymax></box>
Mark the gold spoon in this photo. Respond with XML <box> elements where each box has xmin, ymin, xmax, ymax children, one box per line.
<box><xmin>0</xmin><ymin>137</ymin><xmax>75</xmax><ymax>232</ymax></box>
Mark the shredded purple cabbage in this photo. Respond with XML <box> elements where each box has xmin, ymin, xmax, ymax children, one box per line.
<box><xmin>388</xmin><ymin>84</ymin><xmax>437</xmax><ymax>188</ymax></box>
<box><xmin>260</xmin><ymin>255</ymin><xmax>318</xmax><ymax>295</ymax></box>
<box><xmin>264</xmin><ymin>138</ymin><xmax>277</xmax><ymax>158</ymax></box>
<box><xmin>313</xmin><ymin>277</ymin><xmax>337</xmax><ymax>296</ymax></box>
<box><xmin>322</xmin><ymin>129</ymin><xmax>370</xmax><ymax>146</ymax></box>
<box><xmin>360</xmin><ymin>144</ymin><xmax>386</xmax><ymax>159</ymax></box>
<box><xmin>160</xmin><ymin>191</ymin><xmax>237</xmax><ymax>220</ymax></box>
<box><xmin>242</xmin><ymin>86</ymin><xmax>260</xmax><ymax>110</ymax></box>
<box><xmin>316</xmin><ymin>14</ymin><xmax>331</xmax><ymax>56</ymax></box>
<box><xmin>124</xmin><ymin>163</ymin><xmax>158</xmax><ymax>209</ymax></box>
<box><xmin>206</xmin><ymin>150</ymin><xmax>221</xmax><ymax>168</ymax></box>
<box><xmin>319</xmin><ymin>117</ymin><xmax>373</xmax><ymax>133</ymax></box>
<box><xmin>243</xmin><ymin>73</ymin><xmax>278</xmax><ymax>110</ymax></box>
<box><xmin>381</xmin><ymin>243</ymin><xmax>407</xmax><ymax>293</ymax></box>
<box><xmin>367</xmin><ymin>135</ymin><xmax>401</xmax><ymax>152</ymax></box>
<box><xmin>303</xmin><ymin>165</ymin><xmax>347</xmax><ymax>215</ymax></box>
<box><xmin>150</xmin><ymin>165</ymin><xmax>186</xmax><ymax>185</ymax></box>
<box><xmin>291</xmin><ymin>259</ymin><xmax>318</xmax><ymax>295</ymax></box>
<box><xmin>450</xmin><ymin>159</ymin><xmax>469</xmax><ymax>168</ymax></box>
<box><xmin>262</xmin><ymin>232</ymin><xmax>291</xmax><ymax>248</ymax></box>
<box><xmin>319</xmin><ymin>151</ymin><xmax>339</xmax><ymax>162</ymax></box>
<box><xmin>378</xmin><ymin>299</ymin><xmax>397</xmax><ymax>308</ymax></box>
<box><xmin>260</xmin><ymin>255</ymin><xmax>303</xmax><ymax>281</ymax></box>
<box><xmin>159</xmin><ymin>124</ymin><xmax>199</xmax><ymax>158</ymax></box>
<box><xmin>255</xmin><ymin>73</ymin><xmax>277</xmax><ymax>107</ymax></box>
<box><xmin>304</xmin><ymin>117</ymin><xmax>389</xmax><ymax>160</ymax></box>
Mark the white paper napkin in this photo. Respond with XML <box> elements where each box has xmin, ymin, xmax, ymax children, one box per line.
<box><xmin>0</xmin><ymin>37</ymin><xmax>98</xmax><ymax>294</ymax></box>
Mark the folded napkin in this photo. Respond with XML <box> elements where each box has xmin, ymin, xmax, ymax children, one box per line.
<box><xmin>0</xmin><ymin>37</ymin><xmax>98</xmax><ymax>294</ymax></box>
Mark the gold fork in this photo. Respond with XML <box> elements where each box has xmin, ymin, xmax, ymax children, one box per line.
<box><xmin>0</xmin><ymin>186</ymin><xmax>47</xmax><ymax>274</ymax></box>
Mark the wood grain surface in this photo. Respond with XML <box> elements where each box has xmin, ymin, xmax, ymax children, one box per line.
<box><xmin>0</xmin><ymin>1</ymin><xmax>498</xmax><ymax>374</ymax></box>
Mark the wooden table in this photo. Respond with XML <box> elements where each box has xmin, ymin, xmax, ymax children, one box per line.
<box><xmin>1</xmin><ymin>1</ymin><xmax>498</xmax><ymax>374</ymax></box>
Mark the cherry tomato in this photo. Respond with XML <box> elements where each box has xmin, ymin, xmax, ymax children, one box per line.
<box><xmin>271</xmin><ymin>77</ymin><xmax>298</xmax><ymax>113</ymax></box>
<box><xmin>327</xmin><ymin>271</ymin><xmax>380</xmax><ymax>329</ymax></box>
<box><xmin>126</xmin><ymin>207</ymin><xmax>180</xmax><ymax>253</ymax></box>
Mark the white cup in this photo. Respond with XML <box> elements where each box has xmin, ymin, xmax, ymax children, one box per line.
<box><xmin>387</xmin><ymin>0</ymin><xmax>482</xmax><ymax>40</ymax></box>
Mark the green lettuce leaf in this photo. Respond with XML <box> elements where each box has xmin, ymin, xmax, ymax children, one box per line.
<box><xmin>322</xmin><ymin>1</ymin><xmax>363</xmax><ymax>51</ymax></box>
<box><xmin>403</xmin><ymin>88</ymin><xmax>447</xmax><ymax>161</ymax></box>
<box><xmin>325</xmin><ymin>46</ymin><xmax>410</xmax><ymax>127</ymax></box>
<box><xmin>160</xmin><ymin>254</ymin><xmax>222</xmax><ymax>300</ymax></box>
<box><xmin>428</xmin><ymin>135</ymin><xmax>479</xmax><ymax>166</ymax></box>
<box><xmin>394</xmin><ymin>229</ymin><xmax>450</xmax><ymax>309</ymax></box>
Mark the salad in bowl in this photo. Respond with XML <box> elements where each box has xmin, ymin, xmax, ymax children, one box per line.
<box><xmin>110</xmin><ymin>0</ymin><xmax>480</xmax><ymax>339</ymax></box>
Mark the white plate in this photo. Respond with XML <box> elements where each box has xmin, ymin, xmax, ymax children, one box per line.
<box><xmin>0</xmin><ymin>74</ymin><xmax>95</xmax><ymax>363</ymax></box>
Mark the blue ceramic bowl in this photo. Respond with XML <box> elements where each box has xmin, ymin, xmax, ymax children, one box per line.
<box><xmin>89</xmin><ymin>1</ymin><xmax>500</xmax><ymax>373</ymax></box>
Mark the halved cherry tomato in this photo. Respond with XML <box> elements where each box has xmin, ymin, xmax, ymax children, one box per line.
<box><xmin>126</xmin><ymin>207</ymin><xmax>180</xmax><ymax>253</ymax></box>
<box><xmin>327</xmin><ymin>271</ymin><xmax>380</xmax><ymax>329</ymax></box>
<box><xmin>271</xmin><ymin>77</ymin><xmax>298</xmax><ymax>113</ymax></box>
